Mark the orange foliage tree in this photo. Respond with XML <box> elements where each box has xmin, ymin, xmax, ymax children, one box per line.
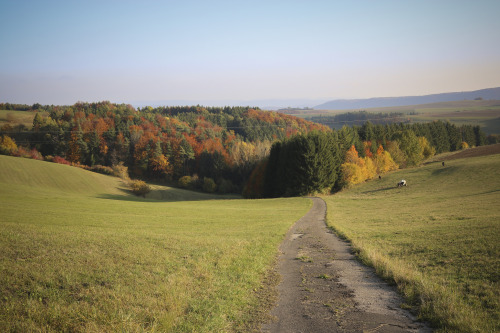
<box><xmin>373</xmin><ymin>145</ymin><xmax>399</xmax><ymax>174</ymax></box>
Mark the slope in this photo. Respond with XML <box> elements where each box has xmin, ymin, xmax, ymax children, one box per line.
<box><xmin>323</xmin><ymin>151</ymin><xmax>500</xmax><ymax>332</ymax></box>
<box><xmin>0</xmin><ymin>155</ymin><xmax>125</xmax><ymax>196</ymax></box>
<box><xmin>0</xmin><ymin>155</ymin><xmax>311</xmax><ymax>332</ymax></box>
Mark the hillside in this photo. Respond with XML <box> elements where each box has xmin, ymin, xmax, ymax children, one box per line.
<box><xmin>0</xmin><ymin>153</ymin><xmax>311</xmax><ymax>332</ymax></box>
<box><xmin>315</xmin><ymin>87</ymin><xmax>500</xmax><ymax>110</ymax></box>
<box><xmin>0</xmin><ymin>155</ymin><xmax>125</xmax><ymax>196</ymax></box>
<box><xmin>324</xmin><ymin>150</ymin><xmax>500</xmax><ymax>331</ymax></box>
<box><xmin>0</xmin><ymin>102</ymin><xmax>328</xmax><ymax>194</ymax></box>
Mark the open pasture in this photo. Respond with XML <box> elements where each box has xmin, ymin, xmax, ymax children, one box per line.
<box><xmin>0</xmin><ymin>155</ymin><xmax>311</xmax><ymax>332</ymax></box>
<box><xmin>323</xmin><ymin>151</ymin><xmax>500</xmax><ymax>332</ymax></box>
<box><xmin>301</xmin><ymin>100</ymin><xmax>500</xmax><ymax>134</ymax></box>
<box><xmin>408</xmin><ymin>105</ymin><xmax>500</xmax><ymax>134</ymax></box>
<box><xmin>0</xmin><ymin>110</ymin><xmax>38</xmax><ymax>128</ymax></box>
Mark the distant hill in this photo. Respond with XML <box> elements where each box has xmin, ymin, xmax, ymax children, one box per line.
<box><xmin>314</xmin><ymin>87</ymin><xmax>500</xmax><ymax>110</ymax></box>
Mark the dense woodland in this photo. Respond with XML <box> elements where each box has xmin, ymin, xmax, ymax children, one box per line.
<box><xmin>0</xmin><ymin>102</ymin><xmax>326</xmax><ymax>194</ymax></box>
<box><xmin>0</xmin><ymin>101</ymin><xmax>489</xmax><ymax>197</ymax></box>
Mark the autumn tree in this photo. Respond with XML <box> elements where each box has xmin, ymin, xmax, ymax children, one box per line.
<box><xmin>0</xmin><ymin>135</ymin><xmax>18</xmax><ymax>155</ymax></box>
<box><xmin>373</xmin><ymin>145</ymin><xmax>399</xmax><ymax>174</ymax></box>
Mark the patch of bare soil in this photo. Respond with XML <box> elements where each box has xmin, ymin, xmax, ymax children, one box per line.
<box><xmin>441</xmin><ymin>143</ymin><xmax>500</xmax><ymax>161</ymax></box>
<box><xmin>261</xmin><ymin>198</ymin><xmax>431</xmax><ymax>333</ymax></box>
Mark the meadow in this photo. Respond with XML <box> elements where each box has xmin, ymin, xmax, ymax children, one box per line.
<box><xmin>293</xmin><ymin>100</ymin><xmax>500</xmax><ymax>134</ymax></box>
<box><xmin>323</xmin><ymin>152</ymin><xmax>500</xmax><ymax>332</ymax></box>
<box><xmin>0</xmin><ymin>110</ymin><xmax>40</xmax><ymax>128</ymax></box>
<box><xmin>0</xmin><ymin>155</ymin><xmax>311</xmax><ymax>332</ymax></box>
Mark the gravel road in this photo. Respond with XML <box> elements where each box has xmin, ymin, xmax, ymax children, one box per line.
<box><xmin>261</xmin><ymin>197</ymin><xmax>431</xmax><ymax>333</ymax></box>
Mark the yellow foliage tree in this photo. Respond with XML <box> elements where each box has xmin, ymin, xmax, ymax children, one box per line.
<box><xmin>373</xmin><ymin>145</ymin><xmax>399</xmax><ymax>174</ymax></box>
<box><xmin>341</xmin><ymin>145</ymin><xmax>378</xmax><ymax>187</ymax></box>
<box><xmin>418</xmin><ymin>137</ymin><xmax>435</xmax><ymax>160</ymax></box>
<box><xmin>363</xmin><ymin>156</ymin><xmax>377</xmax><ymax>180</ymax></box>
<box><xmin>0</xmin><ymin>135</ymin><xmax>18</xmax><ymax>155</ymax></box>
<box><xmin>341</xmin><ymin>162</ymin><xmax>365</xmax><ymax>186</ymax></box>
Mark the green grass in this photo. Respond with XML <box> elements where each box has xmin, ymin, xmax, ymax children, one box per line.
<box><xmin>323</xmin><ymin>153</ymin><xmax>500</xmax><ymax>332</ymax></box>
<box><xmin>0</xmin><ymin>155</ymin><xmax>311</xmax><ymax>332</ymax></box>
<box><xmin>0</xmin><ymin>110</ymin><xmax>39</xmax><ymax>128</ymax></box>
<box><xmin>407</xmin><ymin>106</ymin><xmax>500</xmax><ymax>134</ymax></box>
<box><xmin>300</xmin><ymin>100</ymin><xmax>500</xmax><ymax>134</ymax></box>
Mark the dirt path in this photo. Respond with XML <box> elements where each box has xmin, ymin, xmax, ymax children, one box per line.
<box><xmin>261</xmin><ymin>198</ymin><xmax>431</xmax><ymax>333</ymax></box>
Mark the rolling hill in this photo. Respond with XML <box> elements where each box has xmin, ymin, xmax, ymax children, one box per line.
<box><xmin>315</xmin><ymin>87</ymin><xmax>500</xmax><ymax>110</ymax></box>
<box><xmin>0</xmin><ymin>154</ymin><xmax>310</xmax><ymax>332</ymax></box>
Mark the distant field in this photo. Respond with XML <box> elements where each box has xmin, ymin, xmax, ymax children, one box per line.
<box><xmin>0</xmin><ymin>110</ymin><xmax>39</xmax><ymax>128</ymax></box>
<box><xmin>0</xmin><ymin>155</ymin><xmax>311</xmax><ymax>332</ymax></box>
<box><xmin>408</xmin><ymin>104</ymin><xmax>500</xmax><ymax>134</ymax></box>
<box><xmin>323</xmin><ymin>148</ymin><xmax>500</xmax><ymax>332</ymax></box>
<box><xmin>292</xmin><ymin>100</ymin><xmax>500</xmax><ymax>134</ymax></box>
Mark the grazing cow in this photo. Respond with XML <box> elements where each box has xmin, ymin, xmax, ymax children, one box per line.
<box><xmin>397</xmin><ymin>179</ymin><xmax>407</xmax><ymax>187</ymax></box>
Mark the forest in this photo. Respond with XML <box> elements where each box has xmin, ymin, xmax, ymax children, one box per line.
<box><xmin>0</xmin><ymin>102</ymin><xmax>326</xmax><ymax>194</ymax></box>
<box><xmin>0</xmin><ymin>101</ymin><xmax>489</xmax><ymax>197</ymax></box>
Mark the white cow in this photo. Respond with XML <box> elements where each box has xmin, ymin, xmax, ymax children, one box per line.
<box><xmin>397</xmin><ymin>179</ymin><xmax>407</xmax><ymax>187</ymax></box>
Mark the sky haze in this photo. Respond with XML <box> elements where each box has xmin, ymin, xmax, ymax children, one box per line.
<box><xmin>1</xmin><ymin>0</ymin><xmax>500</xmax><ymax>107</ymax></box>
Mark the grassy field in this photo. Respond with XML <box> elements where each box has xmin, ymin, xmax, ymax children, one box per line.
<box><xmin>292</xmin><ymin>100</ymin><xmax>500</xmax><ymax>134</ymax></box>
<box><xmin>0</xmin><ymin>155</ymin><xmax>311</xmax><ymax>332</ymax></box>
<box><xmin>0</xmin><ymin>110</ymin><xmax>40</xmax><ymax>128</ymax></box>
<box><xmin>323</xmin><ymin>151</ymin><xmax>500</xmax><ymax>332</ymax></box>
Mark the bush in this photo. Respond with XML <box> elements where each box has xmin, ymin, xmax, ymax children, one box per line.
<box><xmin>52</xmin><ymin>156</ymin><xmax>71</xmax><ymax>165</ymax></box>
<box><xmin>178</xmin><ymin>176</ymin><xmax>193</xmax><ymax>189</ymax></box>
<box><xmin>12</xmin><ymin>147</ymin><xmax>31</xmax><ymax>158</ymax></box>
<box><xmin>89</xmin><ymin>165</ymin><xmax>114</xmax><ymax>176</ymax></box>
<box><xmin>112</xmin><ymin>163</ymin><xmax>130</xmax><ymax>180</ymax></box>
<box><xmin>30</xmin><ymin>148</ymin><xmax>43</xmax><ymax>160</ymax></box>
<box><xmin>202</xmin><ymin>177</ymin><xmax>217</xmax><ymax>193</ymax></box>
<box><xmin>129</xmin><ymin>180</ymin><xmax>151</xmax><ymax>197</ymax></box>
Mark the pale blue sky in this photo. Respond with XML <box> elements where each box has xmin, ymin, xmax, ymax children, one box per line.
<box><xmin>1</xmin><ymin>0</ymin><xmax>500</xmax><ymax>106</ymax></box>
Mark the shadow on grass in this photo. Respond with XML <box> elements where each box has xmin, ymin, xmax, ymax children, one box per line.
<box><xmin>97</xmin><ymin>187</ymin><xmax>241</xmax><ymax>202</ymax></box>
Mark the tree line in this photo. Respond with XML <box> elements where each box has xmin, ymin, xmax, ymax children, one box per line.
<box><xmin>0</xmin><ymin>101</ymin><xmax>327</xmax><ymax>194</ymax></box>
<box><xmin>0</xmin><ymin>102</ymin><xmax>490</xmax><ymax>197</ymax></box>
<box><xmin>243</xmin><ymin>120</ymin><xmax>488</xmax><ymax>198</ymax></box>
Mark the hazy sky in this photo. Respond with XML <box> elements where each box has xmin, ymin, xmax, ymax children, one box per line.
<box><xmin>1</xmin><ymin>0</ymin><xmax>500</xmax><ymax>106</ymax></box>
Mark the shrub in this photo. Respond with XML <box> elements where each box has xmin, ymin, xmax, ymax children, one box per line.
<box><xmin>461</xmin><ymin>141</ymin><xmax>469</xmax><ymax>150</ymax></box>
<box><xmin>191</xmin><ymin>174</ymin><xmax>201</xmax><ymax>189</ymax></box>
<box><xmin>29</xmin><ymin>148</ymin><xmax>43</xmax><ymax>160</ymax></box>
<box><xmin>89</xmin><ymin>165</ymin><xmax>114</xmax><ymax>176</ymax></box>
<box><xmin>202</xmin><ymin>177</ymin><xmax>217</xmax><ymax>193</ymax></box>
<box><xmin>13</xmin><ymin>147</ymin><xmax>32</xmax><ymax>158</ymax></box>
<box><xmin>129</xmin><ymin>180</ymin><xmax>151</xmax><ymax>197</ymax></box>
<box><xmin>52</xmin><ymin>156</ymin><xmax>71</xmax><ymax>165</ymax></box>
<box><xmin>112</xmin><ymin>163</ymin><xmax>130</xmax><ymax>180</ymax></box>
<box><xmin>178</xmin><ymin>176</ymin><xmax>193</xmax><ymax>189</ymax></box>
